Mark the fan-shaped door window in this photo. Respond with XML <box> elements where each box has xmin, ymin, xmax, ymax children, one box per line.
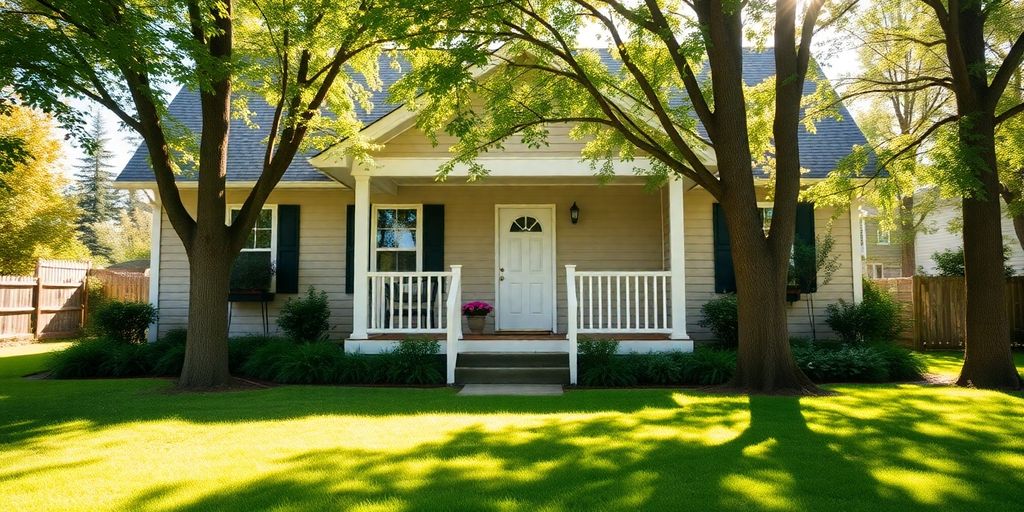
<box><xmin>510</xmin><ymin>216</ymin><xmax>543</xmax><ymax>233</ymax></box>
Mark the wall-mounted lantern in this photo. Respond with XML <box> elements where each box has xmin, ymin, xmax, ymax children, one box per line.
<box><xmin>569</xmin><ymin>202</ymin><xmax>580</xmax><ymax>224</ymax></box>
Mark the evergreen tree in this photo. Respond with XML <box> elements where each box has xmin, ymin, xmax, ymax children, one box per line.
<box><xmin>71</xmin><ymin>113</ymin><xmax>119</xmax><ymax>260</ymax></box>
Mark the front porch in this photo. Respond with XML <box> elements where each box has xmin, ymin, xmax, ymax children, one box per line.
<box><xmin>341</xmin><ymin>172</ymin><xmax>693</xmax><ymax>385</ymax></box>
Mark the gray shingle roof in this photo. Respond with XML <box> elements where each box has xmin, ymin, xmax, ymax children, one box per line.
<box><xmin>116</xmin><ymin>49</ymin><xmax>869</xmax><ymax>183</ymax></box>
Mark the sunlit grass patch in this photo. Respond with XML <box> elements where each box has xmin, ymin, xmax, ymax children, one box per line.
<box><xmin>1</xmin><ymin>343</ymin><xmax>1022</xmax><ymax>511</ymax></box>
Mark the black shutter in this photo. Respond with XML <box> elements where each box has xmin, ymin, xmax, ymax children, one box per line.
<box><xmin>795</xmin><ymin>202</ymin><xmax>817</xmax><ymax>293</ymax></box>
<box><xmin>276</xmin><ymin>205</ymin><xmax>300</xmax><ymax>294</ymax></box>
<box><xmin>422</xmin><ymin>204</ymin><xmax>445</xmax><ymax>271</ymax></box>
<box><xmin>345</xmin><ymin>204</ymin><xmax>355</xmax><ymax>294</ymax></box>
<box><xmin>712</xmin><ymin>203</ymin><xmax>737</xmax><ymax>294</ymax></box>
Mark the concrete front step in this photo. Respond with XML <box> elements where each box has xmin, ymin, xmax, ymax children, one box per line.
<box><xmin>458</xmin><ymin>352</ymin><xmax>569</xmax><ymax>368</ymax></box>
<box><xmin>455</xmin><ymin>367</ymin><xmax>570</xmax><ymax>385</ymax></box>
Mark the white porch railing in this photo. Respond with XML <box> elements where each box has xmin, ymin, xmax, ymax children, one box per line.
<box><xmin>366</xmin><ymin>267</ymin><xmax>462</xmax><ymax>384</ymax></box>
<box><xmin>566</xmin><ymin>266</ymin><xmax>673</xmax><ymax>385</ymax></box>
<box><xmin>367</xmin><ymin>271</ymin><xmax>453</xmax><ymax>334</ymax></box>
<box><xmin>571</xmin><ymin>269</ymin><xmax>673</xmax><ymax>333</ymax></box>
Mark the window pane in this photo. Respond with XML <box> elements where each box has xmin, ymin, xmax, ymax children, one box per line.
<box><xmin>376</xmin><ymin>229</ymin><xmax>416</xmax><ymax>249</ymax></box>
<box><xmin>377</xmin><ymin>229</ymin><xmax>396</xmax><ymax>248</ymax></box>
<box><xmin>377</xmin><ymin>209</ymin><xmax>395</xmax><ymax>229</ymax></box>
<box><xmin>395</xmin><ymin>209</ymin><xmax>417</xmax><ymax>229</ymax></box>
<box><xmin>254</xmin><ymin>229</ymin><xmax>272</xmax><ymax>249</ymax></box>
<box><xmin>246</xmin><ymin>229</ymin><xmax>257</xmax><ymax>249</ymax></box>
<box><xmin>377</xmin><ymin>251</ymin><xmax>417</xmax><ymax>271</ymax></box>
<box><xmin>256</xmin><ymin>209</ymin><xmax>273</xmax><ymax>229</ymax></box>
<box><xmin>395</xmin><ymin>251</ymin><xmax>417</xmax><ymax>271</ymax></box>
<box><xmin>393</xmin><ymin>229</ymin><xmax>415</xmax><ymax>248</ymax></box>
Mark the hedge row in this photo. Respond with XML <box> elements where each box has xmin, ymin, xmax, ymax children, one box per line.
<box><xmin>50</xmin><ymin>332</ymin><xmax>445</xmax><ymax>385</ymax></box>
<box><xmin>578</xmin><ymin>339</ymin><xmax>924</xmax><ymax>387</ymax></box>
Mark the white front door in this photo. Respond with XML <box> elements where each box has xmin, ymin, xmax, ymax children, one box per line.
<box><xmin>497</xmin><ymin>207</ymin><xmax>554</xmax><ymax>331</ymax></box>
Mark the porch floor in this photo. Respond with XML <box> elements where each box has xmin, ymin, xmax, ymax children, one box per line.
<box><xmin>367</xmin><ymin>332</ymin><xmax>672</xmax><ymax>340</ymax></box>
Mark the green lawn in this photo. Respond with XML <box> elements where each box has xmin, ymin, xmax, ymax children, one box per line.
<box><xmin>1</xmin><ymin>343</ymin><xmax>1022</xmax><ymax>512</ymax></box>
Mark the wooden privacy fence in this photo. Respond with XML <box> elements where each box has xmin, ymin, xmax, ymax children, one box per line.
<box><xmin>90</xmin><ymin>269</ymin><xmax>149</xmax><ymax>303</ymax></box>
<box><xmin>0</xmin><ymin>260</ymin><xmax>91</xmax><ymax>340</ymax></box>
<box><xmin>872</xmin><ymin>276</ymin><xmax>1024</xmax><ymax>350</ymax></box>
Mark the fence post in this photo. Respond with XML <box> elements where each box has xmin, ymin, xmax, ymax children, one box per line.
<box><xmin>81</xmin><ymin>262</ymin><xmax>91</xmax><ymax>330</ymax></box>
<box><xmin>912</xmin><ymin>276</ymin><xmax>922</xmax><ymax>351</ymax></box>
<box><xmin>32</xmin><ymin>260</ymin><xmax>42</xmax><ymax>338</ymax></box>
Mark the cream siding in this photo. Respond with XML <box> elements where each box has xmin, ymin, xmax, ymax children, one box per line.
<box><xmin>157</xmin><ymin>188</ymin><xmax>351</xmax><ymax>338</ymax></box>
<box><xmin>681</xmin><ymin>189</ymin><xmax>856</xmax><ymax>341</ymax></box>
<box><xmin>381</xmin><ymin>123</ymin><xmax>591</xmax><ymax>158</ymax></box>
<box><xmin>915</xmin><ymin>200</ymin><xmax>1024</xmax><ymax>275</ymax></box>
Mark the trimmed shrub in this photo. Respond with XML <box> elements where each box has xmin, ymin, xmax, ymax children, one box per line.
<box><xmin>867</xmin><ymin>342</ymin><xmax>926</xmax><ymax>381</ymax></box>
<box><xmin>578</xmin><ymin>339</ymin><xmax>637</xmax><ymax>386</ymax></box>
<box><xmin>680</xmin><ymin>348</ymin><xmax>736</xmax><ymax>385</ymax></box>
<box><xmin>382</xmin><ymin>338</ymin><xmax>443</xmax><ymax>385</ymax></box>
<box><xmin>825</xmin><ymin>280</ymin><xmax>904</xmax><ymax>344</ymax></box>
<box><xmin>238</xmin><ymin>339</ymin><xmax>295</xmax><ymax>381</ymax></box>
<box><xmin>699</xmin><ymin>294</ymin><xmax>738</xmax><ymax>347</ymax></box>
<box><xmin>638</xmin><ymin>353</ymin><xmax>683</xmax><ymax>385</ymax></box>
<box><xmin>147</xmin><ymin>334</ymin><xmax>187</xmax><ymax>376</ymax></box>
<box><xmin>793</xmin><ymin>343</ymin><xmax>889</xmax><ymax>382</ymax></box>
<box><xmin>51</xmin><ymin>338</ymin><xmax>152</xmax><ymax>378</ymax></box>
<box><xmin>92</xmin><ymin>300</ymin><xmax>157</xmax><ymax>344</ymax></box>
<box><xmin>228</xmin><ymin>335</ymin><xmax>282</xmax><ymax>373</ymax></box>
<box><xmin>50</xmin><ymin>338</ymin><xmax>122</xmax><ymax>378</ymax></box>
<box><xmin>791</xmin><ymin>341</ymin><xmax>923</xmax><ymax>383</ymax></box>
<box><xmin>97</xmin><ymin>343</ymin><xmax>151</xmax><ymax>377</ymax></box>
<box><xmin>277</xmin><ymin>287</ymin><xmax>331</xmax><ymax>342</ymax></box>
<box><xmin>273</xmin><ymin>342</ymin><xmax>346</xmax><ymax>384</ymax></box>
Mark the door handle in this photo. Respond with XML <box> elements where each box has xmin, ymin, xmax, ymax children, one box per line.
<box><xmin>500</xmin><ymin>267</ymin><xmax>505</xmax><ymax>272</ymax></box>
<box><xmin>500</xmin><ymin>276</ymin><xmax>505</xmax><ymax>281</ymax></box>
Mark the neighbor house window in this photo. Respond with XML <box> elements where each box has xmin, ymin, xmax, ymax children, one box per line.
<box><xmin>876</xmin><ymin>230</ymin><xmax>891</xmax><ymax>245</ymax></box>
<box><xmin>869</xmin><ymin>263</ymin><xmax>884</xmax><ymax>279</ymax></box>
<box><xmin>372</xmin><ymin>205</ymin><xmax>421</xmax><ymax>271</ymax></box>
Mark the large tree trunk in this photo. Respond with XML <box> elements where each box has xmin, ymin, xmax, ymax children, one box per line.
<box><xmin>901</xmin><ymin>230</ymin><xmax>916</xmax><ymax>276</ymax></box>
<box><xmin>957</xmin><ymin>117</ymin><xmax>1021</xmax><ymax>389</ymax></box>
<box><xmin>900</xmin><ymin>196</ymin><xmax>916</xmax><ymax>276</ymax></box>
<box><xmin>950</xmin><ymin>6</ymin><xmax>1021</xmax><ymax>390</ymax></box>
<box><xmin>728</xmin><ymin>213</ymin><xmax>817</xmax><ymax>393</ymax></box>
<box><xmin>179</xmin><ymin>237</ymin><xmax>234</xmax><ymax>388</ymax></box>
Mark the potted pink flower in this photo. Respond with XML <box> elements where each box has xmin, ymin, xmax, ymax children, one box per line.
<box><xmin>462</xmin><ymin>301</ymin><xmax>493</xmax><ymax>334</ymax></box>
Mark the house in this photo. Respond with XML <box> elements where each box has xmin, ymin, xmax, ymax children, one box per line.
<box><xmin>859</xmin><ymin>209</ymin><xmax>904</xmax><ymax>278</ymax></box>
<box><xmin>915</xmin><ymin>197</ymin><xmax>1024</xmax><ymax>274</ymax></box>
<box><xmin>115</xmin><ymin>50</ymin><xmax>870</xmax><ymax>384</ymax></box>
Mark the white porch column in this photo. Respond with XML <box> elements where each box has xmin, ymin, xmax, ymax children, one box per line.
<box><xmin>668</xmin><ymin>179</ymin><xmax>689</xmax><ymax>339</ymax></box>
<box><xmin>147</xmin><ymin>199</ymin><xmax>162</xmax><ymax>343</ymax></box>
<box><xmin>850</xmin><ymin>198</ymin><xmax>864</xmax><ymax>303</ymax></box>
<box><xmin>351</xmin><ymin>174</ymin><xmax>371</xmax><ymax>340</ymax></box>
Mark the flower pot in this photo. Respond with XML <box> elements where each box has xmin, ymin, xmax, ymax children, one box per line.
<box><xmin>786</xmin><ymin>285</ymin><xmax>802</xmax><ymax>303</ymax></box>
<box><xmin>466</xmin><ymin>314</ymin><xmax>487</xmax><ymax>334</ymax></box>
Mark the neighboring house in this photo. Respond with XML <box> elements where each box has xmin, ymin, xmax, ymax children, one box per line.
<box><xmin>915</xmin><ymin>198</ymin><xmax>1024</xmax><ymax>274</ymax></box>
<box><xmin>115</xmin><ymin>49</ymin><xmax>870</xmax><ymax>383</ymax></box>
<box><xmin>860</xmin><ymin>216</ymin><xmax>904</xmax><ymax>278</ymax></box>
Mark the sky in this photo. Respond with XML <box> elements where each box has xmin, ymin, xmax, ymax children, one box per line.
<box><xmin>53</xmin><ymin>18</ymin><xmax>864</xmax><ymax>182</ymax></box>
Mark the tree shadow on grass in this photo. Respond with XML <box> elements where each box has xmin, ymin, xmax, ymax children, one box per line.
<box><xmin>107</xmin><ymin>391</ymin><xmax>1023</xmax><ymax>512</ymax></box>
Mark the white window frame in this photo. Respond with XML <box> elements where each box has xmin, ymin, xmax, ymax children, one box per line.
<box><xmin>876</xmin><ymin>229</ymin><xmax>891</xmax><ymax>245</ymax></box>
<box><xmin>227</xmin><ymin>204</ymin><xmax>278</xmax><ymax>290</ymax></box>
<box><xmin>371</xmin><ymin>204</ymin><xmax>423</xmax><ymax>272</ymax></box>
<box><xmin>869</xmin><ymin>263</ymin><xmax>884</xmax><ymax>279</ymax></box>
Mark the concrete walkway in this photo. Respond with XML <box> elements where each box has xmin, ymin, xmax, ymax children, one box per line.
<box><xmin>458</xmin><ymin>384</ymin><xmax>564</xmax><ymax>396</ymax></box>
